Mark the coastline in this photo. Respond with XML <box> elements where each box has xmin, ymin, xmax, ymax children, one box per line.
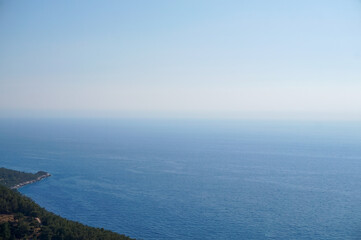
<box><xmin>10</xmin><ymin>172</ymin><xmax>51</xmax><ymax>189</ymax></box>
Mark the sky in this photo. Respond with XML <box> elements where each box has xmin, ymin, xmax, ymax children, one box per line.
<box><xmin>0</xmin><ymin>0</ymin><xmax>361</xmax><ymax>119</ymax></box>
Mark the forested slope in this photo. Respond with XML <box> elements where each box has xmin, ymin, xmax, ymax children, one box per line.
<box><xmin>0</xmin><ymin>168</ymin><xmax>49</xmax><ymax>189</ymax></box>
<box><xmin>0</xmin><ymin>167</ymin><xmax>134</xmax><ymax>240</ymax></box>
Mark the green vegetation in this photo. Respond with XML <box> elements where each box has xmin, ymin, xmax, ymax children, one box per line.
<box><xmin>0</xmin><ymin>168</ymin><xmax>134</xmax><ymax>240</ymax></box>
<box><xmin>0</xmin><ymin>168</ymin><xmax>50</xmax><ymax>189</ymax></box>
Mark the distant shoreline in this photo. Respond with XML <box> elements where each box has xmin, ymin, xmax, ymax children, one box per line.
<box><xmin>10</xmin><ymin>172</ymin><xmax>51</xmax><ymax>189</ymax></box>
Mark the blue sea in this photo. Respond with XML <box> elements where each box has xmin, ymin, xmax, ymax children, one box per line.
<box><xmin>1</xmin><ymin>119</ymin><xmax>361</xmax><ymax>239</ymax></box>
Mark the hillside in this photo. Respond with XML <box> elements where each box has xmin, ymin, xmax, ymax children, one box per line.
<box><xmin>0</xmin><ymin>168</ymin><xmax>50</xmax><ymax>189</ymax></box>
<box><xmin>0</xmin><ymin>167</ymin><xmax>134</xmax><ymax>240</ymax></box>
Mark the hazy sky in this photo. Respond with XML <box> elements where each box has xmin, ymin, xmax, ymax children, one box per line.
<box><xmin>1</xmin><ymin>0</ymin><xmax>361</xmax><ymax>119</ymax></box>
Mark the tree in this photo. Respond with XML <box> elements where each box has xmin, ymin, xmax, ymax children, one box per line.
<box><xmin>0</xmin><ymin>222</ymin><xmax>11</xmax><ymax>239</ymax></box>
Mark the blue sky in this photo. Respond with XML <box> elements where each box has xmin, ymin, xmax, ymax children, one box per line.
<box><xmin>1</xmin><ymin>0</ymin><xmax>361</xmax><ymax>119</ymax></box>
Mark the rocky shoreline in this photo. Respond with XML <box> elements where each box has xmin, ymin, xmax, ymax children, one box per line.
<box><xmin>10</xmin><ymin>172</ymin><xmax>51</xmax><ymax>189</ymax></box>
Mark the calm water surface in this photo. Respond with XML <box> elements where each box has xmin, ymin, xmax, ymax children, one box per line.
<box><xmin>1</xmin><ymin>119</ymin><xmax>361</xmax><ymax>239</ymax></box>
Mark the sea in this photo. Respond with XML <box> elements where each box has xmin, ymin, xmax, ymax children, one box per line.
<box><xmin>1</xmin><ymin>118</ymin><xmax>361</xmax><ymax>239</ymax></box>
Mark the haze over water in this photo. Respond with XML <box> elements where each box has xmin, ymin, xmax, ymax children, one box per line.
<box><xmin>1</xmin><ymin>0</ymin><xmax>361</xmax><ymax>121</ymax></box>
<box><xmin>1</xmin><ymin>119</ymin><xmax>361</xmax><ymax>239</ymax></box>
